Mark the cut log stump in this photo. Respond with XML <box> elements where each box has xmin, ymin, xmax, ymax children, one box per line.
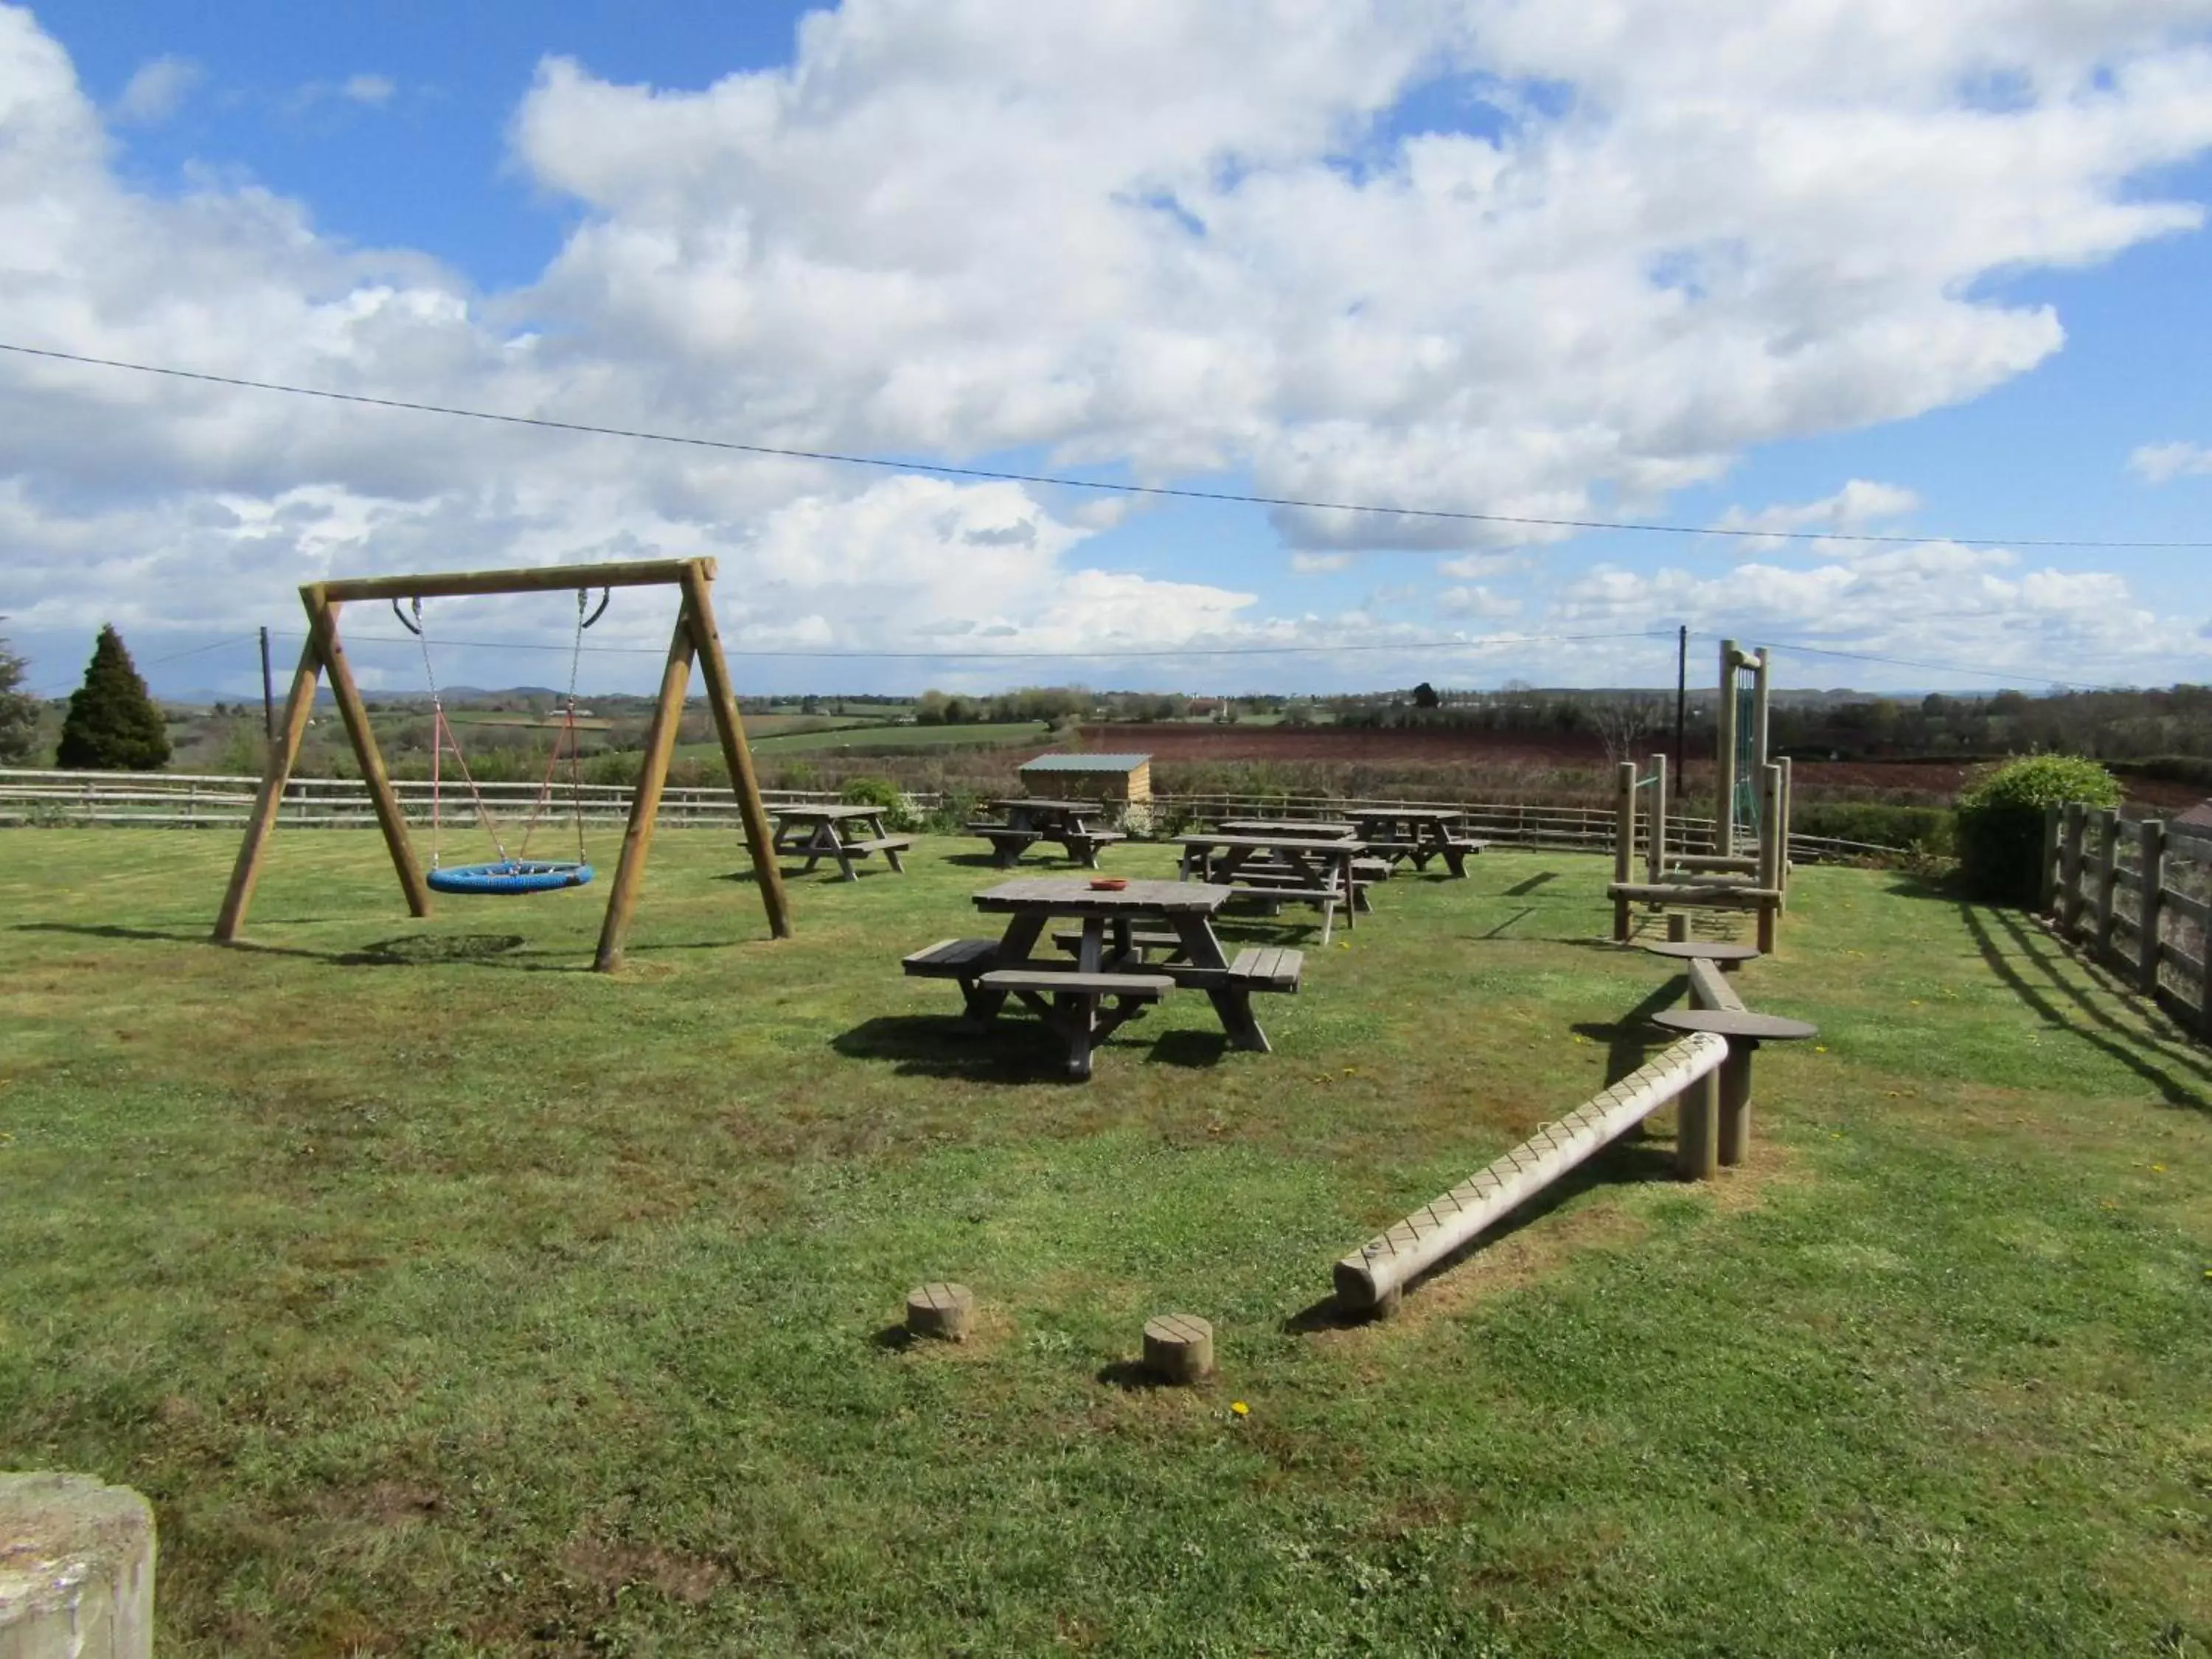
<box><xmin>905</xmin><ymin>1281</ymin><xmax>976</xmax><ymax>1342</ymax></box>
<box><xmin>1141</xmin><ymin>1314</ymin><xmax>1214</xmax><ymax>1384</ymax></box>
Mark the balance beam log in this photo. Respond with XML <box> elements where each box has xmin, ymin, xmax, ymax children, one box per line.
<box><xmin>1333</xmin><ymin>1031</ymin><xmax>1729</xmax><ymax>1314</ymax></box>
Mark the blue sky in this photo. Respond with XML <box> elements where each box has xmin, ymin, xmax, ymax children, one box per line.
<box><xmin>5</xmin><ymin>1</ymin><xmax>2212</xmax><ymax>700</ymax></box>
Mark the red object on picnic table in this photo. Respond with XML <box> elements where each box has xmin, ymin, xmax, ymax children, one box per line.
<box><xmin>1089</xmin><ymin>877</ymin><xmax>1128</xmax><ymax>890</ymax></box>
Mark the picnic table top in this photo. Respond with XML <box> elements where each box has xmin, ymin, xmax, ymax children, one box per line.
<box><xmin>1174</xmin><ymin>832</ymin><xmax>1365</xmax><ymax>853</ymax></box>
<box><xmin>1353</xmin><ymin>807</ymin><xmax>1464</xmax><ymax>825</ymax></box>
<box><xmin>974</xmin><ymin>877</ymin><xmax>1234</xmax><ymax>915</ymax></box>
<box><xmin>993</xmin><ymin>797</ymin><xmax>1103</xmax><ymax>814</ymax></box>
<box><xmin>1650</xmin><ymin>1007</ymin><xmax>1818</xmax><ymax>1043</ymax></box>
<box><xmin>1218</xmin><ymin>819</ymin><xmax>1357</xmax><ymax>836</ymax></box>
<box><xmin>773</xmin><ymin>803</ymin><xmax>886</xmax><ymax>822</ymax></box>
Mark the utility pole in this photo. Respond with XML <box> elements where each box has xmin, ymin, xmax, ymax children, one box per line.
<box><xmin>1673</xmin><ymin>624</ymin><xmax>1688</xmax><ymax>781</ymax></box>
<box><xmin>260</xmin><ymin>626</ymin><xmax>276</xmax><ymax>740</ymax></box>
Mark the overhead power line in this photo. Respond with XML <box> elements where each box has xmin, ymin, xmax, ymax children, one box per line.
<box><xmin>4</xmin><ymin>340</ymin><xmax>2204</xmax><ymax>551</ymax></box>
<box><xmin>327</xmin><ymin>625</ymin><xmax>1668</xmax><ymax>661</ymax></box>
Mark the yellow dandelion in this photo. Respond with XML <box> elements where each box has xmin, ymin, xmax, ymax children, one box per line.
<box><xmin>1813</xmin><ymin>1045</ymin><xmax>1828</xmax><ymax>1054</ymax></box>
<box><xmin>1231</xmin><ymin>1401</ymin><xmax>1250</xmax><ymax>1417</ymax></box>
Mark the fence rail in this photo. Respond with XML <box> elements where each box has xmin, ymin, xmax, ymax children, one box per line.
<box><xmin>0</xmin><ymin>768</ymin><xmax>934</xmax><ymax>830</ymax></box>
<box><xmin>0</xmin><ymin>770</ymin><xmax>1910</xmax><ymax>864</ymax></box>
<box><xmin>2042</xmin><ymin>802</ymin><xmax>2212</xmax><ymax>1040</ymax></box>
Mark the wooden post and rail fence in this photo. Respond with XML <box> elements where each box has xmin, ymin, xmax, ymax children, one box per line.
<box><xmin>2042</xmin><ymin>801</ymin><xmax>2212</xmax><ymax>1040</ymax></box>
<box><xmin>0</xmin><ymin>771</ymin><xmax>1908</xmax><ymax>865</ymax></box>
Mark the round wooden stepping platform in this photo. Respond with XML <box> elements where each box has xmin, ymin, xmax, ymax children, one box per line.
<box><xmin>1641</xmin><ymin>940</ymin><xmax>1762</xmax><ymax>968</ymax></box>
<box><xmin>905</xmin><ymin>1281</ymin><xmax>976</xmax><ymax>1341</ymax></box>
<box><xmin>1650</xmin><ymin>1007</ymin><xmax>1816</xmax><ymax>1043</ymax></box>
<box><xmin>1141</xmin><ymin>1314</ymin><xmax>1215</xmax><ymax>1384</ymax></box>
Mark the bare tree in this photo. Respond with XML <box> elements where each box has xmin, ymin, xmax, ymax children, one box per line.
<box><xmin>1588</xmin><ymin>694</ymin><xmax>1666</xmax><ymax>770</ymax></box>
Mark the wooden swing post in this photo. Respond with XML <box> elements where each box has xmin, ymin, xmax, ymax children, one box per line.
<box><xmin>214</xmin><ymin>556</ymin><xmax>792</xmax><ymax>969</ymax></box>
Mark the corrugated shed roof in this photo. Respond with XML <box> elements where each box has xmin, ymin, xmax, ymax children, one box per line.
<box><xmin>1018</xmin><ymin>753</ymin><xmax>1152</xmax><ymax>771</ymax></box>
<box><xmin>2175</xmin><ymin>798</ymin><xmax>2212</xmax><ymax>831</ymax></box>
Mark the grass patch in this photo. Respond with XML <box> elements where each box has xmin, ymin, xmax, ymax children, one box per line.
<box><xmin>1</xmin><ymin>833</ymin><xmax>2208</xmax><ymax>1655</ymax></box>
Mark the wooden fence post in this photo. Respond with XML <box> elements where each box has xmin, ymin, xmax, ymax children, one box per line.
<box><xmin>2135</xmin><ymin>819</ymin><xmax>2165</xmax><ymax>998</ymax></box>
<box><xmin>2039</xmin><ymin>805</ymin><xmax>2061</xmax><ymax>914</ymax></box>
<box><xmin>1647</xmin><ymin>752</ymin><xmax>1668</xmax><ymax>885</ymax></box>
<box><xmin>2093</xmin><ymin>809</ymin><xmax>2120</xmax><ymax>960</ymax></box>
<box><xmin>2059</xmin><ymin>804</ymin><xmax>2085</xmax><ymax>936</ymax></box>
<box><xmin>1613</xmin><ymin>760</ymin><xmax>1637</xmax><ymax>942</ymax></box>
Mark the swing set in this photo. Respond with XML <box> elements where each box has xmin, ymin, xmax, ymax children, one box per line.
<box><xmin>214</xmin><ymin>557</ymin><xmax>792</xmax><ymax>969</ymax></box>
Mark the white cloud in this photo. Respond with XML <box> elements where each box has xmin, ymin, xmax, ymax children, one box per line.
<box><xmin>1710</xmin><ymin>479</ymin><xmax>1922</xmax><ymax>553</ymax></box>
<box><xmin>112</xmin><ymin>55</ymin><xmax>199</xmax><ymax>125</ymax></box>
<box><xmin>1290</xmin><ymin>552</ymin><xmax>1354</xmax><ymax>574</ymax></box>
<box><xmin>2129</xmin><ymin>440</ymin><xmax>2212</xmax><ymax>481</ymax></box>
<box><xmin>4</xmin><ymin>1</ymin><xmax>2212</xmax><ymax>694</ymax></box>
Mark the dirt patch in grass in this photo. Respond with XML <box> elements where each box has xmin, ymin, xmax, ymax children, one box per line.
<box><xmin>561</xmin><ymin>1537</ymin><xmax>728</xmax><ymax>1605</ymax></box>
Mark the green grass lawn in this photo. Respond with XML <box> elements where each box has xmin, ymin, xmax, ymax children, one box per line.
<box><xmin>2</xmin><ymin>831</ymin><xmax>2208</xmax><ymax>1656</ymax></box>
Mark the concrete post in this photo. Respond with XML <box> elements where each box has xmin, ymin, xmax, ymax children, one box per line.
<box><xmin>0</xmin><ymin>1472</ymin><xmax>154</xmax><ymax>1659</ymax></box>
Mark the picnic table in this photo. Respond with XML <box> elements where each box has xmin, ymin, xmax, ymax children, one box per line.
<box><xmin>1351</xmin><ymin>807</ymin><xmax>1485</xmax><ymax>876</ymax></box>
<box><xmin>902</xmin><ymin>877</ymin><xmax>1304</xmax><ymax>1078</ymax></box>
<box><xmin>1217</xmin><ymin>818</ymin><xmax>1391</xmax><ymax>886</ymax></box>
<box><xmin>771</xmin><ymin>803</ymin><xmax>913</xmax><ymax>881</ymax></box>
<box><xmin>1172</xmin><ymin>832</ymin><xmax>1369</xmax><ymax>943</ymax></box>
<box><xmin>964</xmin><ymin>796</ymin><xmax>1127</xmax><ymax>869</ymax></box>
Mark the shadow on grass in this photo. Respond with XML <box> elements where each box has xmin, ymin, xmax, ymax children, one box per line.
<box><xmin>1573</xmin><ymin>975</ymin><xmax>1689</xmax><ymax>1086</ymax></box>
<box><xmin>1284</xmin><ymin>1133</ymin><xmax>1683</xmax><ymax>1332</ymax></box>
<box><xmin>15</xmin><ymin>920</ymin><xmax>602</xmax><ymax>973</ymax></box>
<box><xmin>832</xmin><ymin>1014</ymin><xmax>1090</xmax><ymax>1083</ymax></box>
<box><xmin>1094</xmin><ymin>1359</ymin><xmax>1176</xmax><ymax>1391</ymax></box>
<box><xmin>1961</xmin><ymin>904</ymin><xmax>2212</xmax><ymax>1110</ymax></box>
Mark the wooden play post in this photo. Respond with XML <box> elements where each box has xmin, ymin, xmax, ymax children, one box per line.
<box><xmin>1674</xmin><ymin>1065</ymin><xmax>1719</xmax><ymax>1180</ymax></box>
<box><xmin>2136</xmin><ymin>818</ymin><xmax>2166</xmax><ymax>997</ymax></box>
<box><xmin>1777</xmin><ymin>754</ymin><xmax>1794</xmax><ymax>905</ymax></box>
<box><xmin>1646</xmin><ymin>752</ymin><xmax>1669</xmax><ymax>885</ymax></box>
<box><xmin>215</xmin><ymin>556</ymin><xmax>790</xmax><ymax>970</ymax></box>
<box><xmin>1715</xmin><ymin>638</ymin><xmax>1738</xmax><ymax>858</ymax></box>
<box><xmin>1613</xmin><ymin>760</ymin><xmax>1638</xmax><ymax>942</ymax></box>
<box><xmin>1755</xmin><ymin>764</ymin><xmax>1784</xmax><ymax>953</ymax></box>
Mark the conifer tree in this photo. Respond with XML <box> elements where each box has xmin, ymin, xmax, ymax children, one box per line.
<box><xmin>0</xmin><ymin>632</ymin><xmax>39</xmax><ymax>764</ymax></box>
<box><xmin>56</xmin><ymin>625</ymin><xmax>170</xmax><ymax>770</ymax></box>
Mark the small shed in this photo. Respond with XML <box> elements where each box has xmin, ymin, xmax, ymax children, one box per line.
<box><xmin>1018</xmin><ymin>752</ymin><xmax>1152</xmax><ymax>805</ymax></box>
<box><xmin>2175</xmin><ymin>799</ymin><xmax>2212</xmax><ymax>835</ymax></box>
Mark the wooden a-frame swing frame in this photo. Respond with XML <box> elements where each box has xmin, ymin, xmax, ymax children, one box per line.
<box><xmin>213</xmin><ymin>556</ymin><xmax>793</xmax><ymax>970</ymax></box>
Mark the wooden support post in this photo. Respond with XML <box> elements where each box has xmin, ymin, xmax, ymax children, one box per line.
<box><xmin>1141</xmin><ymin>1314</ymin><xmax>1215</xmax><ymax>1384</ymax></box>
<box><xmin>1755</xmin><ymin>763</ymin><xmax>1784</xmax><ymax>955</ymax></box>
<box><xmin>679</xmin><ymin>562</ymin><xmax>793</xmax><ymax>940</ymax></box>
<box><xmin>1675</xmin><ymin>1067</ymin><xmax>1719</xmax><ymax>1180</ymax></box>
<box><xmin>1717</xmin><ymin>1050</ymin><xmax>1752</xmax><ymax>1166</ymax></box>
<box><xmin>2039</xmin><ymin>804</ymin><xmax>2062</xmax><ymax>914</ymax></box>
<box><xmin>905</xmin><ymin>1282</ymin><xmax>975</xmax><ymax>1342</ymax></box>
<box><xmin>1750</xmin><ymin>647</ymin><xmax>1771</xmax><ymax>775</ymax></box>
<box><xmin>594</xmin><ymin>605</ymin><xmax>698</xmax><ymax>972</ymax></box>
<box><xmin>1613</xmin><ymin>760</ymin><xmax>1637</xmax><ymax>942</ymax></box>
<box><xmin>2136</xmin><ymin>819</ymin><xmax>2165</xmax><ymax>998</ymax></box>
<box><xmin>312</xmin><ymin>590</ymin><xmax>432</xmax><ymax>919</ymax></box>
<box><xmin>1668</xmin><ymin>911</ymin><xmax>1690</xmax><ymax>943</ymax></box>
<box><xmin>2060</xmin><ymin>804</ymin><xmax>2085</xmax><ymax>936</ymax></box>
<box><xmin>2092</xmin><ymin>809</ymin><xmax>2121</xmax><ymax>960</ymax></box>
<box><xmin>1776</xmin><ymin>754</ymin><xmax>1793</xmax><ymax>903</ymax></box>
<box><xmin>213</xmin><ymin>630</ymin><xmax>325</xmax><ymax>942</ymax></box>
<box><xmin>1647</xmin><ymin>751</ymin><xmax>1669</xmax><ymax>885</ymax></box>
<box><xmin>1715</xmin><ymin>639</ymin><xmax>1738</xmax><ymax>858</ymax></box>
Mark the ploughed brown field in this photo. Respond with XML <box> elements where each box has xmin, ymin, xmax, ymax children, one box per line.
<box><xmin>1085</xmin><ymin>723</ymin><xmax>2205</xmax><ymax>810</ymax></box>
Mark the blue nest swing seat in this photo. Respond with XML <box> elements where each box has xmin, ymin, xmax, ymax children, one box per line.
<box><xmin>427</xmin><ymin>859</ymin><xmax>594</xmax><ymax>896</ymax></box>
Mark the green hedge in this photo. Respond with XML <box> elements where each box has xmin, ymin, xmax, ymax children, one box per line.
<box><xmin>1790</xmin><ymin>801</ymin><xmax>1955</xmax><ymax>855</ymax></box>
<box><xmin>1954</xmin><ymin>755</ymin><xmax>2121</xmax><ymax>905</ymax></box>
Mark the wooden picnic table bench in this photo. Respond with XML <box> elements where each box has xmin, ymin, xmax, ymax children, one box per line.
<box><xmin>771</xmin><ymin>803</ymin><xmax>912</xmax><ymax>881</ymax></box>
<box><xmin>1350</xmin><ymin>808</ymin><xmax>1485</xmax><ymax>876</ymax></box>
<box><xmin>966</xmin><ymin>797</ymin><xmax>1127</xmax><ymax>869</ymax></box>
<box><xmin>1173</xmin><ymin>832</ymin><xmax>1369</xmax><ymax>944</ymax></box>
<box><xmin>904</xmin><ymin>878</ymin><xmax>1304</xmax><ymax>1077</ymax></box>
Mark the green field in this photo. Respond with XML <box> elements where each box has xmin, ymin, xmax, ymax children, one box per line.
<box><xmin>2</xmin><ymin>832</ymin><xmax>2208</xmax><ymax>1655</ymax></box>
